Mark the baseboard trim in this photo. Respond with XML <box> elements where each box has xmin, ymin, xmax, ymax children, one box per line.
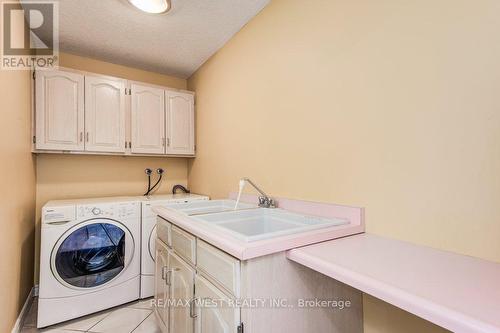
<box><xmin>11</xmin><ymin>286</ymin><xmax>36</xmax><ymax>333</ymax></box>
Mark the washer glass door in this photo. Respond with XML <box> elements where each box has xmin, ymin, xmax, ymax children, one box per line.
<box><xmin>54</xmin><ymin>220</ymin><xmax>130</xmax><ymax>288</ymax></box>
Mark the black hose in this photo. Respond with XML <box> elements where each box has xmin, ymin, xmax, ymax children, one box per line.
<box><xmin>172</xmin><ymin>184</ymin><xmax>190</xmax><ymax>194</ymax></box>
<box><xmin>146</xmin><ymin>174</ymin><xmax>163</xmax><ymax>196</ymax></box>
<box><xmin>143</xmin><ymin>174</ymin><xmax>151</xmax><ymax>196</ymax></box>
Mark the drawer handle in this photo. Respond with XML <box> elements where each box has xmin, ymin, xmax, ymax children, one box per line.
<box><xmin>189</xmin><ymin>297</ymin><xmax>198</xmax><ymax>318</ymax></box>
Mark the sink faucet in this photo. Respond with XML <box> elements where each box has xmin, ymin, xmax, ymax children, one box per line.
<box><xmin>241</xmin><ymin>178</ymin><xmax>276</xmax><ymax>208</ymax></box>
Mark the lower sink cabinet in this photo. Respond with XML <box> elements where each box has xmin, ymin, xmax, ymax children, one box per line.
<box><xmin>155</xmin><ymin>219</ymin><xmax>363</xmax><ymax>333</ymax></box>
<box><xmin>194</xmin><ymin>275</ymin><xmax>241</xmax><ymax>333</ymax></box>
<box><xmin>155</xmin><ymin>239</ymin><xmax>196</xmax><ymax>333</ymax></box>
<box><xmin>170</xmin><ymin>251</ymin><xmax>195</xmax><ymax>333</ymax></box>
<box><xmin>154</xmin><ymin>239</ymin><xmax>170</xmax><ymax>330</ymax></box>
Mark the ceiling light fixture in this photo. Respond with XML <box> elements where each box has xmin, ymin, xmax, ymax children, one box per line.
<box><xmin>128</xmin><ymin>0</ymin><xmax>171</xmax><ymax>14</ymax></box>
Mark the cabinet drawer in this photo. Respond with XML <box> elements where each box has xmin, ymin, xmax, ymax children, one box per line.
<box><xmin>156</xmin><ymin>216</ymin><xmax>171</xmax><ymax>247</ymax></box>
<box><xmin>171</xmin><ymin>225</ymin><xmax>196</xmax><ymax>265</ymax></box>
<box><xmin>197</xmin><ymin>240</ymin><xmax>240</xmax><ymax>296</ymax></box>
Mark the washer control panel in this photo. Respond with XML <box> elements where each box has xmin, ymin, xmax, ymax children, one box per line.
<box><xmin>42</xmin><ymin>205</ymin><xmax>76</xmax><ymax>224</ymax></box>
<box><xmin>77</xmin><ymin>201</ymin><xmax>139</xmax><ymax>219</ymax></box>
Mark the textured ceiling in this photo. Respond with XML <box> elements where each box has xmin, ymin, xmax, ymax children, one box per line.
<box><xmin>24</xmin><ymin>0</ymin><xmax>269</xmax><ymax>78</ymax></box>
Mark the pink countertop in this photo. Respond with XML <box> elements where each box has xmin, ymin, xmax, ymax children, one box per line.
<box><xmin>153</xmin><ymin>194</ymin><xmax>364</xmax><ymax>261</ymax></box>
<box><xmin>287</xmin><ymin>234</ymin><xmax>500</xmax><ymax>333</ymax></box>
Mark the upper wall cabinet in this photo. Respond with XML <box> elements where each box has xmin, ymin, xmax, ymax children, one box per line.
<box><xmin>166</xmin><ymin>91</ymin><xmax>195</xmax><ymax>156</ymax></box>
<box><xmin>131</xmin><ymin>83</ymin><xmax>166</xmax><ymax>155</ymax></box>
<box><xmin>33</xmin><ymin>68</ymin><xmax>196</xmax><ymax>157</ymax></box>
<box><xmin>85</xmin><ymin>76</ymin><xmax>126</xmax><ymax>153</ymax></box>
<box><xmin>35</xmin><ymin>69</ymin><xmax>85</xmax><ymax>151</ymax></box>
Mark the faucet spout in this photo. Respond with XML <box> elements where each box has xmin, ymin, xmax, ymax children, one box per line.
<box><xmin>241</xmin><ymin>178</ymin><xmax>276</xmax><ymax>208</ymax></box>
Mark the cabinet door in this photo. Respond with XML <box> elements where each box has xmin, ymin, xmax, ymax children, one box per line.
<box><xmin>166</xmin><ymin>91</ymin><xmax>195</xmax><ymax>155</ymax></box>
<box><xmin>155</xmin><ymin>239</ymin><xmax>170</xmax><ymax>333</ymax></box>
<box><xmin>194</xmin><ymin>275</ymin><xmax>240</xmax><ymax>333</ymax></box>
<box><xmin>131</xmin><ymin>84</ymin><xmax>166</xmax><ymax>154</ymax></box>
<box><xmin>85</xmin><ymin>76</ymin><xmax>126</xmax><ymax>153</ymax></box>
<box><xmin>35</xmin><ymin>70</ymin><xmax>84</xmax><ymax>151</ymax></box>
<box><xmin>169</xmin><ymin>252</ymin><xmax>195</xmax><ymax>333</ymax></box>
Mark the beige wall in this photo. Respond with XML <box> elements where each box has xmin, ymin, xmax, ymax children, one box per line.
<box><xmin>34</xmin><ymin>53</ymin><xmax>189</xmax><ymax>282</ymax></box>
<box><xmin>188</xmin><ymin>0</ymin><xmax>500</xmax><ymax>332</ymax></box>
<box><xmin>0</xmin><ymin>2</ymin><xmax>36</xmax><ymax>330</ymax></box>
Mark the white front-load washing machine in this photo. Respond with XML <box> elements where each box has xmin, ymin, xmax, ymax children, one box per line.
<box><xmin>139</xmin><ymin>194</ymin><xmax>208</xmax><ymax>298</ymax></box>
<box><xmin>38</xmin><ymin>197</ymin><xmax>141</xmax><ymax>328</ymax></box>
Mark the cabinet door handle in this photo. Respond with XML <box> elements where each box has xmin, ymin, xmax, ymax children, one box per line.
<box><xmin>165</xmin><ymin>269</ymin><xmax>172</xmax><ymax>286</ymax></box>
<box><xmin>167</xmin><ymin>138</ymin><xmax>171</xmax><ymax>147</ymax></box>
<box><xmin>86</xmin><ymin>132</ymin><xmax>89</xmax><ymax>142</ymax></box>
<box><xmin>79</xmin><ymin>132</ymin><xmax>83</xmax><ymax>142</ymax></box>
<box><xmin>161</xmin><ymin>266</ymin><xmax>168</xmax><ymax>280</ymax></box>
<box><xmin>166</xmin><ymin>268</ymin><xmax>180</xmax><ymax>286</ymax></box>
<box><xmin>189</xmin><ymin>298</ymin><xmax>198</xmax><ymax>318</ymax></box>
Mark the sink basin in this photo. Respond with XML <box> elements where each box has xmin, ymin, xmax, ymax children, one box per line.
<box><xmin>192</xmin><ymin>208</ymin><xmax>349</xmax><ymax>242</ymax></box>
<box><xmin>164</xmin><ymin>200</ymin><xmax>257</xmax><ymax>216</ymax></box>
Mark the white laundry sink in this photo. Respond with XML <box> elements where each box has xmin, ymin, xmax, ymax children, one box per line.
<box><xmin>192</xmin><ymin>208</ymin><xmax>349</xmax><ymax>242</ymax></box>
<box><xmin>164</xmin><ymin>199</ymin><xmax>257</xmax><ymax>216</ymax></box>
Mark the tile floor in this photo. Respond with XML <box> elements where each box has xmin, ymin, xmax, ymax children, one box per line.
<box><xmin>21</xmin><ymin>297</ymin><xmax>161</xmax><ymax>333</ymax></box>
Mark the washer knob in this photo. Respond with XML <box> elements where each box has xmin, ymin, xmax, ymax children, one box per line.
<box><xmin>92</xmin><ymin>207</ymin><xmax>102</xmax><ymax>215</ymax></box>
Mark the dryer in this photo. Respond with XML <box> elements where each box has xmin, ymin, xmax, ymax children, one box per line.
<box><xmin>139</xmin><ymin>194</ymin><xmax>208</xmax><ymax>298</ymax></box>
<box><xmin>38</xmin><ymin>197</ymin><xmax>141</xmax><ymax>328</ymax></box>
